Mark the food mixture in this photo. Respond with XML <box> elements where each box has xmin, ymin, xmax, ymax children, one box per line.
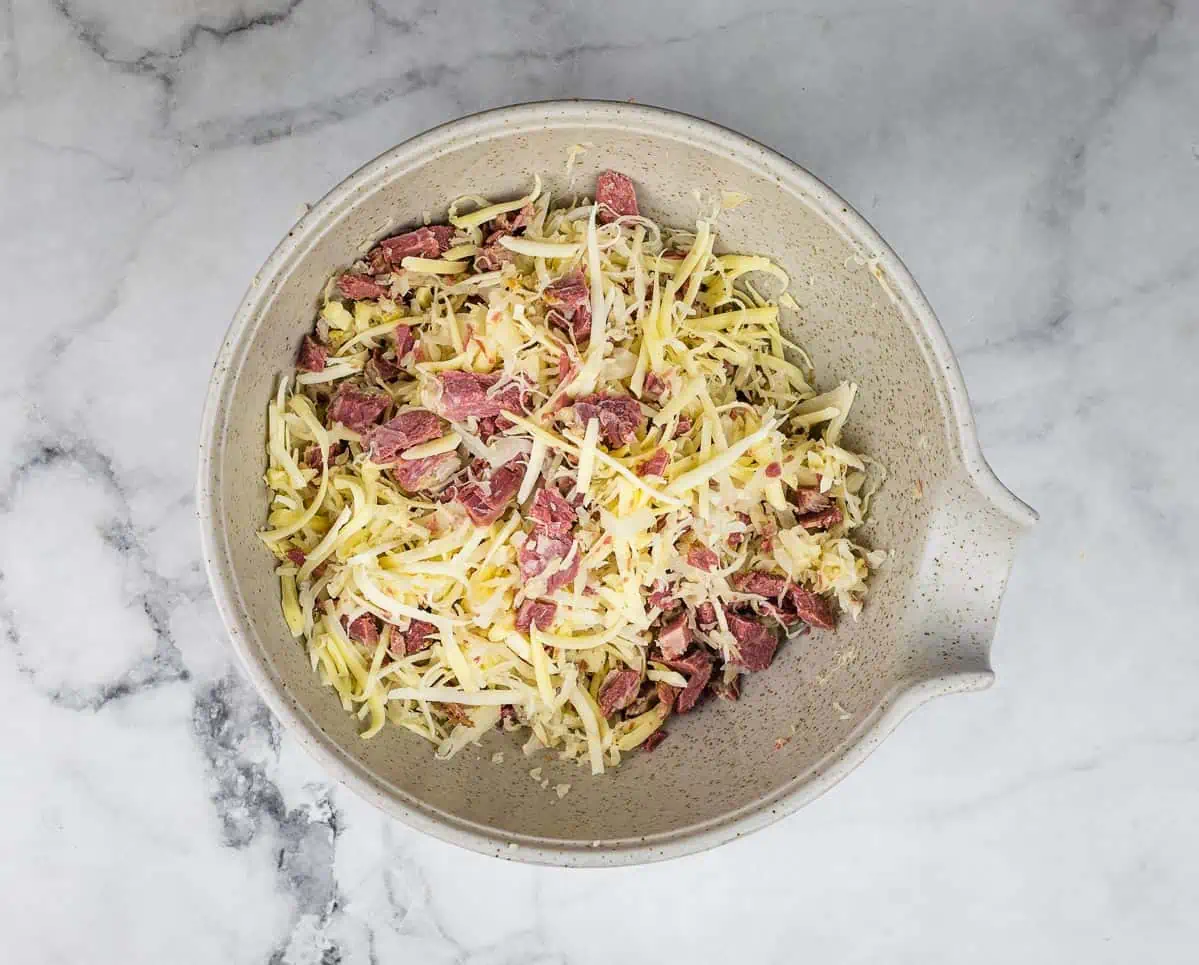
<box><xmin>261</xmin><ymin>170</ymin><xmax>884</xmax><ymax>773</ymax></box>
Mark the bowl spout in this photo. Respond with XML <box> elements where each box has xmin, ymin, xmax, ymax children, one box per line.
<box><xmin>903</xmin><ymin>465</ymin><xmax>1035</xmax><ymax>690</ymax></box>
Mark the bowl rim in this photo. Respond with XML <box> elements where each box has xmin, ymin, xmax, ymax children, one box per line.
<box><xmin>198</xmin><ymin>99</ymin><xmax>1036</xmax><ymax>866</ymax></box>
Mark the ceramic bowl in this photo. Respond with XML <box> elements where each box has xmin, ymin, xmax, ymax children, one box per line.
<box><xmin>198</xmin><ymin>101</ymin><xmax>1035</xmax><ymax>866</ymax></box>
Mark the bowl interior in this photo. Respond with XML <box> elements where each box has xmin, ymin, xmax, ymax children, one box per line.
<box><xmin>205</xmin><ymin>106</ymin><xmax>960</xmax><ymax>857</ymax></box>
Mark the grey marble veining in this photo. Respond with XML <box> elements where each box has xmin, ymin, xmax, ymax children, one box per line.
<box><xmin>2</xmin><ymin>0</ymin><xmax>1196</xmax><ymax>961</ymax></box>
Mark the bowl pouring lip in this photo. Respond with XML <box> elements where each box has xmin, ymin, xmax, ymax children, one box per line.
<box><xmin>197</xmin><ymin>99</ymin><xmax>1033</xmax><ymax>867</ymax></box>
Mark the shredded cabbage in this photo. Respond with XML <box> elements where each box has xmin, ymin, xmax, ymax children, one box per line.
<box><xmin>261</xmin><ymin>173</ymin><xmax>884</xmax><ymax>774</ymax></box>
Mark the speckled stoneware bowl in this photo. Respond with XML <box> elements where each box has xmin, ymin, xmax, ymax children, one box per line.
<box><xmin>198</xmin><ymin>101</ymin><xmax>1035</xmax><ymax>866</ymax></box>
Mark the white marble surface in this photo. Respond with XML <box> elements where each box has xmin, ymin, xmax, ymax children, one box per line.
<box><xmin>3</xmin><ymin>0</ymin><xmax>1197</xmax><ymax>960</ymax></box>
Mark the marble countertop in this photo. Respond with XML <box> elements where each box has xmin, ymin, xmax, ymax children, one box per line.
<box><xmin>4</xmin><ymin>1</ymin><xmax>1197</xmax><ymax>961</ymax></box>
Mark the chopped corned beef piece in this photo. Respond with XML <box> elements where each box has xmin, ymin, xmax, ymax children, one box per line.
<box><xmin>790</xmin><ymin>487</ymin><xmax>832</xmax><ymax>515</ymax></box>
<box><xmin>642</xmin><ymin>370</ymin><xmax>668</xmax><ymax>400</ymax></box>
<box><xmin>733</xmin><ymin>570</ymin><xmax>836</xmax><ymax>630</ymax></box>
<box><xmin>545</xmin><ymin>549</ymin><xmax>580</xmax><ymax>593</ymax></box>
<box><xmin>687</xmin><ymin>544</ymin><xmax>719</xmax><ymax>572</ymax></box>
<box><xmin>572</xmin><ymin>393</ymin><xmax>644</xmax><ymax>448</ymax></box>
<box><xmin>434</xmin><ymin>371</ymin><xmax>530</xmax><ymax>422</ymax></box>
<box><xmin>515</xmin><ymin>599</ymin><xmax>557</xmax><ymax>632</ymax></box>
<box><xmin>733</xmin><ymin>570</ymin><xmax>788</xmax><ymax>599</ymax></box>
<box><xmin>376</xmin><ymin>225</ymin><xmax>455</xmax><ymax>265</ymax></box>
<box><xmin>474</xmin><ymin>243</ymin><xmax>515</xmax><ymax>272</ymax></box>
<box><xmin>636</xmin><ymin>449</ymin><xmax>669</xmax><ymax>478</ymax></box>
<box><xmin>643</xmin><ymin>731</ymin><xmax>668</xmax><ymax>752</ymax></box>
<box><xmin>655</xmin><ymin>680</ymin><xmax>677</xmax><ymax>710</ymax></box>
<box><xmin>365</xmin><ymin>348</ymin><xmax>403</xmax><ymax>383</ymax></box>
<box><xmin>346</xmin><ymin>614</ymin><xmax>379</xmax><ymax>647</ymax></box>
<box><xmin>297</xmin><ymin>335</ymin><xmax>327</xmax><ymax>373</ymax></box>
<box><xmin>545</xmin><ymin>270</ymin><xmax>593</xmax><ymax>343</ymax></box>
<box><xmin>598</xmin><ymin>669</ymin><xmax>641</xmax><ymax>716</ymax></box>
<box><xmin>338</xmin><ymin>273</ymin><xmax>390</xmax><ymax>300</ymax></box>
<box><xmin>727</xmin><ymin>511</ymin><xmax>752</xmax><ymax>549</ymax></box>
<box><xmin>528</xmin><ymin>487</ymin><xmax>577</xmax><ymax>538</ymax></box>
<box><xmin>646</xmin><ymin>581</ymin><xmax>678</xmax><ymax>613</ymax></box>
<box><xmin>518</xmin><ymin>533</ymin><xmax>572</xmax><ymax>581</ymax></box>
<box><xmin>663</xmin><ymin>648</ymin><xmax>713</xmax><ymax>714</ymax></box>
<box><xmin>390</xmin><ymin>452</ymin><xmax>459</xmax><ymax>493</ymax></box>
<box><xmin>595</xmin><ymin>170</ymin><xmax>640</xmax><ymax>223</ymax></box>
<box><xmin>364</xmin><ymin>409</ymin><xmax>446</xmax><ymax>465</ymax></box>
<box><xmin>403</xmin><ymin>619</ymin><xmax>437</xmax><ymax>654</ymax></box>
<box><xmin>797</xmin><ymin>506</ymin><xmax>844</xmax><ymax>531</ymax></box>
<box><xmin>694</xmin><ymin>601</ymin><xmax>718</xmax><ymax>631</ymax></box>
<box><xmin>657</xmin><ymin>613</ymin><xmax>692</xmax><ymax>661</ymax></box>
<box><xmin>455</xmin><ymin>456</ymin><xmax>525</xmax><ymax>525</ymax></box>
<box><xmin>327</xmin><ymin>385</ymin><xmax>390</xmax><ymax>433</ymax></box>
<box><xmin>723</xmin><ymin>609</ymin><xmax>779</xmax><ymax>671</ymax></box>
<box><xmin>784</xmin><ymin>583</ymin><xmax>836</xmax><ymax>630</ymax></box>
<box><xmin>393</xmin><ymin>324</ymin><xmax>416</xmax><ymax>361</ymax></box>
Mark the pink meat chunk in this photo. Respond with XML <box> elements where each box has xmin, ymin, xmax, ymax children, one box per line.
<box><xmin>673</xmin><ymin>415</ymin><xmax>693</xmax><ymax>439</ymax></box>
<box><xmin>723</xmin><ymin>609</ymin><xmax>780</xmax><ymax>671</ymax></box>
<box><xmin>545</xmin><ymin>270</ymin><xmax>589</xmax><ymax>314</ymax></box>
<box><xmin>529</xmin><ymin>487</ymin><xmax>577</xmax><ymax>538</ymax></box>
<box><xmin>346</xmin><ymin>614</ymin><xmax>379</xmax><ymax>647</ymax></box>
<box><xmin>515</xmin><ymin>599</ymin><xmax>557</xmax><ymax>632</ymax></box>
<box><xmin>663</xmin><ymin>649</ymin><xmax>713</xmax><ymax>714</ymax></box>
<box><xmin>544</xmin><ymin>270</ymin><xmax>593</xmax><ymax>343</ymax></box>
<box><xmin>636</xmin><ymin>449</ymin><xmax>669</xmax><ymax>478</ymax></box>
<box><xmin>338</xmin><ymin>273</ymin><xmax>390</xmax><ymax>300</ymax></box>
<box><xmin>727</xmin><ymin>511</ymin><xmax>752</xmax><ymax>549</ymax></box>
<box><xmin>572</xmin><ymin>393</ymin><xmax>645</xmax><ymax>448</ymax></box>
<box><xmin>646</xmin><ymin>581</ymin><xmax>678</xmax><ymax>612</ymax></box>
<box><xmin>364</xmin><ymin>409</ymin><xmax>446</xmax><ymax>465</ymax></box>
<box><xmin>327</xmin><ymin>385</ymin><xmax>390</xmax><ymax>433</ymax></box>
<box><xmin>390</xmin><ymin>452</ymin><xmax>459</xmax><ymax>493</ymax></box>
<box><xmin>655</xmin><ymin>680</ymin><xmax>677</xmax><ymax>710</ymax></box>
<box><xmin>488</xmin><ymin>203</ymin><xmax>534</xmax><ymax>235</ymax></box>
<box><xmin>303</xmin><ymin>441</ymin><xmax>342</xmax><ymax>469</ymax></box>
<box><xmin>785</xmin><ymin>583</ymin><xmax>836</xmax><ymax>630</ymax></box>
<box><xmin>797</xmin><ymin>506</ymin><xmax>844</xmax><ymax>531</ymax></box>
<box><xmin>455</xmin><ymin>456</ymin><xmax>525</xmax><ymax>526</ymax></box>
<box><xmin>545</xmin><ymin>549</ymin><xmax>580</xmax><ymax>594</ymax></box>
<box><xmin>595</xmin><ymin>170</ymin><xmax>640</xmax><ymax>224</ymax></box>
<box><xmin>791</xmin><ymin>487</ymin><xmax>832</xmax><ymax>515</ymax></box>
<box><xmin>765</xmin><ymin>461</ymin><xmax>782</xmax><ymax>478</ymax></box>
<box><xmin>377</xmin><ymin>225</ymin><xmax>455</xmax><ymax>265</ymax></box>
<box><xmin>694</xmin><ymin>601</ymin><xmax>718</xmax><ymax>631</ymax></box>
<box><xmin>549</xmin><ymin>301</ymin><xmax>592</xmax><ymax>344</ymax></box>
<box><xmin>643</xmin><ymin>731</ymin><xmax>668</xmax><ymax>752</ymax></box>
<box><xmin>642</xmin><ymin>370</ymin><xmax>668</xmax><ymax>400</ymax></box>
<box><xmin>297</xmin><ymin>335</ymin><xmax>327</xmax><ymax>373</ymax></box>
<box><xmin>598</xmin><ymin>669</ymin><xmax>641</xmax><ymax>717</ymax></box>
<box><xmin>733</xmin><ymin>570</ymin><xmax>836</xmax><ymax>630</ymax></box>
<box><xmin>518</xmin><ymin>533</ymin><xmax>571</xmax><ymax>581</ymax></box>
<box><xmin>435</xmin><ymin>371</ymin><xmax>529</xmax><ymax>422</ymax></box>
<box><xmin>394</xmin><ymin>324</ymin><xmax>416</xmax><ymax>361</ymax></box>
<box><xmin>687</xmin><ymin>544</ymin><xmax>719</xmax><ymax>572</ymax></box>
<box><xmin>657</xmin><ymin>613</ymin><xmax>692</xmax><ymax>661</ymax></box>
<box><xmin>733</xmin><ymin>570</ymin><xmax>788</xmax><ymax>599</ymax></box>
<box><xmin>365</xmin><ymin>349</ymin><xmax>403</xmax><ymax>383</ymax></box>
<box><xmin>285</xmin><ymin>548</ymin><xmax>306</xmax><ymax>567</ymax></box>
<box><xmin>474</xmin><ymin>244</ymin><xmax>516</xmax><ymax>272</ymax></box>
<box><xmin>404</xmin><ymin>619</ymin><xmax>437</xmax><ymax>654</ymax></box>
